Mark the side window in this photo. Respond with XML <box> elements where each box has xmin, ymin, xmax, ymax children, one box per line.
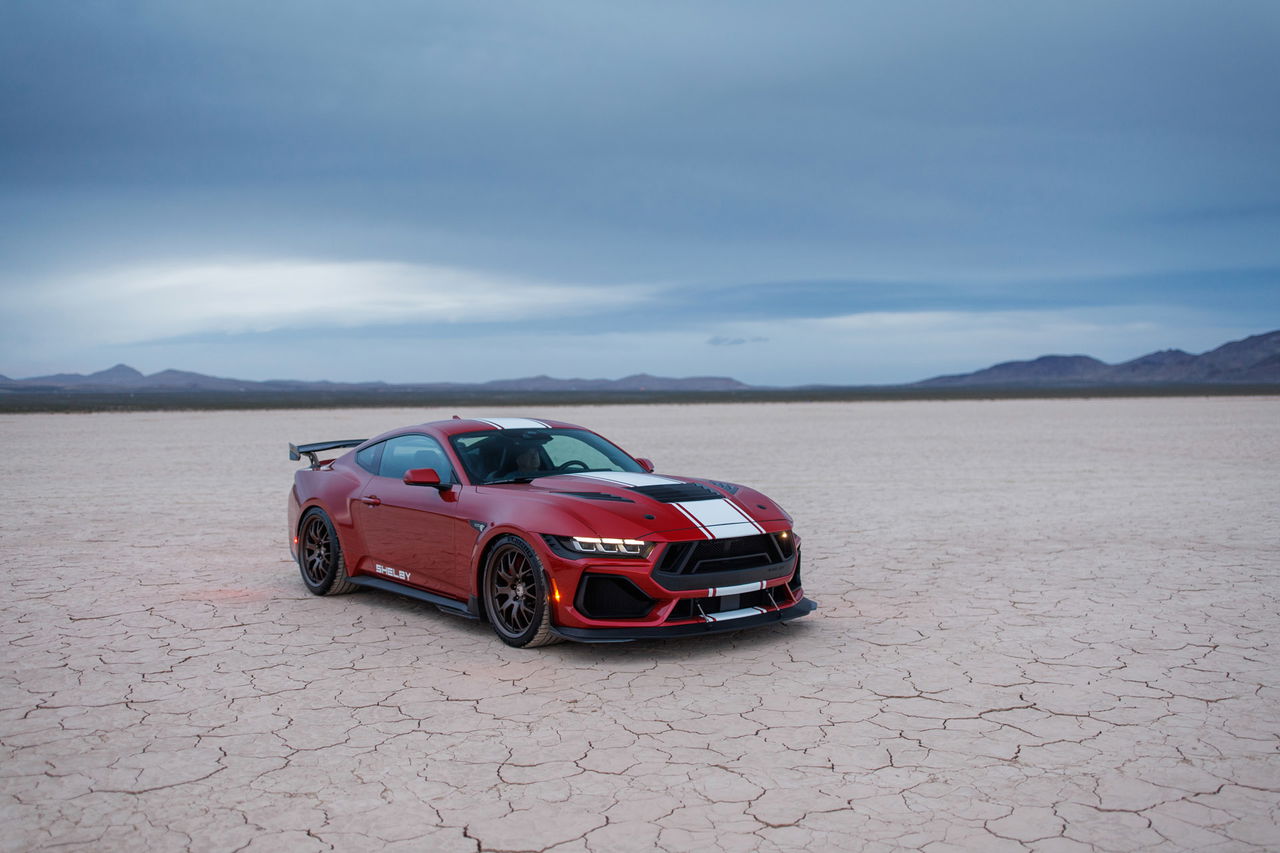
<box><xmin>355</xmin><ymin>443</ymin><xmax>383</xmax><ymax>474</ymax></box>
<box><xmin>450</xmin><ymin>435</ymin><xmax>490</xmax><ymax>482</ymax></box>
<box><xmin>378</xmin><ymin>434</ymin><xmax>454</xmax><ymax>482</ymax></box>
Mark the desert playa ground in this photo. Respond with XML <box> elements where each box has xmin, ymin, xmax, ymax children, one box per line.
<box><xmin>1</xmin><ymin>398</ymin><xmax>1277</xmax><ymax>852</ymax></box>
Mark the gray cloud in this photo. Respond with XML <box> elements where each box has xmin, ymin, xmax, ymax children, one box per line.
<box><xmin>708</xmin><ymin>336</ymin><xmax>769</xmax><ymax>347</ymax></box>
<box><xmin>1</xmin><ymin>1</ymin><xmax>1278</xmax><ymax>381</ymax></box>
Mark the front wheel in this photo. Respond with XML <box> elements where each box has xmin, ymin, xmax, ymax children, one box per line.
<box><xmin>482</xmin><ymin>536</ymin><xmax>560</xmax><ymax>648</ymax></box>
<box><xmin>297</xmin><ymin>508</ymin><xmax>358</xmax><ymax>595</ymax></box>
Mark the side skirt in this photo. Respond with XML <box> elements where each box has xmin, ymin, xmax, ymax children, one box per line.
<box><xmin>346</xmin><ymin>575</ymin><xmax>479</xmax><ymax>620</ymax></box>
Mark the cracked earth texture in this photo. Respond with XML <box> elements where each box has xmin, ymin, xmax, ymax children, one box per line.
<box><xmin>1</xmin><ymin>398</ymin><xmax>1278</xmax><ymax>852</ymax></box>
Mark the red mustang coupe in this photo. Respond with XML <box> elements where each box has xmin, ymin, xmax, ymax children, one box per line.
<box><xmin>288</xmin><ymin>417</ymin><xmax>814</xmax><ymax>647</ymax></box>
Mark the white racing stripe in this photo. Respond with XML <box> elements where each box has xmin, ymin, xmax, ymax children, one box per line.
<box><xmin>708</xmin><ymin>580</ymin><xmax>767</xmax><ymax>597</ymax></box>
<box><xmin>569</xmin><ymin>474</ymin><xmax>768</xmax><ymax>540</ymax></box>
<box><xmin>672</xmin><ymin>499</ymin><xmax>766</xmax><ymax>539</ymax></box>
<box><xmin>572</xmin><ymin>471</ymin><xmax>683</xmax><ymax>487</ymax></box>
<box><xmin>703</xmin><ymin>606</ymin><xmax>767</xmax><ymax>623</ymax></box>
<box><xmin>722</xmin><ymin>498</ymin><xmax>768</xmax><ymax>533</ymax></box>
<box><xmin>475</xmin><ymin>417</ymin><xmax>551</xmax><ymax>430</ymax></box>
<box><xmin>668</xmin><ymin>503</ymin><xmax>712</xmax><ymax>538</ymax></box>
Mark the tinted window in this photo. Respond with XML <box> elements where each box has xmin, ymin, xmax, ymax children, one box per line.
<box><xmin>542</xmin><ymin>434</ymin><xmax>618</xmax><ymax>470</ymax></box>
<box><xmin>355</xmin><ymin>443</ymin><xmax>382</xmax><ymax>474</ymax></box>
<box><xmin>450</xmin><ymin>428</ymin><xmax>643</xmax><ymax>484</ymax></box>
<box><xmin>377</xmin><ymin>435</ymin><xmax>454</xmax><ymax>482</ymax></box>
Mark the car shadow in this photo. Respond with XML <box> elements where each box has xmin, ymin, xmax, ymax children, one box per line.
<box><xmin>331</xmin><ymin>584</ymin><xmax>816</xmax><ymax>658</ymax></box>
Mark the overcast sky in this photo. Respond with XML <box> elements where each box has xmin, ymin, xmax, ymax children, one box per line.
<box><xmin>3</xmin><ymin>1</ymin><xmax>1278</xmax><ymax>385</ymax></box>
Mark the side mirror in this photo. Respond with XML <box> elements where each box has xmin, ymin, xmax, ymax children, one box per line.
<box><xmin>636</xmin><ymin>457</ymin><xmax>655</xmax><ymax>473</ymax></box>
<box><xmin>403</xmin><ymin>468</ymin><xmax>444</xmax><ymax>488</ymax></box>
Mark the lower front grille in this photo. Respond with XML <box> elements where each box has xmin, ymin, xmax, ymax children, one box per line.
<box><xmin>665</xmin><ymin>586</ymin><xmax>791</xmax><ymax>622</ymax></box>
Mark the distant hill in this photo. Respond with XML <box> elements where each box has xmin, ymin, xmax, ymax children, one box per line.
<box><xmin>0</xmin><ymin>366</ymin><xmax>750</xmax><ymax>394</ymax></box>
<box><xmin>3</xmin><ymin>330</ymin><xmax>1277</xmax><ymax>396</ymax></box>
<box><xmin>477</xmin><ymin>373</ymin><xmax>750</xmax><ymax>392</ymax></box>
<box><xmin>916</xmin><ymin>330</ymin><xmax>1280</xmax><ymax>387</ymax></box>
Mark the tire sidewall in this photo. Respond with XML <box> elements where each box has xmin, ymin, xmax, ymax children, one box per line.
<box><xmin>298</xmin><ymin>508</ymin><xmax>342</xmax><ymax>595</ymax></box>
<box><xmin>483</xmin><ymin>535</ymin><xmax>550</xmax><ymax>647</ymax></box>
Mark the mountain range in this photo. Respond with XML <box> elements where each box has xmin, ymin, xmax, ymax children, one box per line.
<box><xmin>914</xmin><ymin>329</ymin><xmax>1280</xmax><ymax>387</ymax></box>
<box><xmin>0</xmin><ymin>365</ymin><xmax>751</xmax><ymax>393</ymax></box>
<box><xmin>2</xmin><ymin>329</ymin><xmax>1277</xmax><ymax>393</ymax></box>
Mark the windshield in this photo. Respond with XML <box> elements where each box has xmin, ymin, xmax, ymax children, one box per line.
<box><xmin>451</xmin><ymin>428</ymin><xmax>645</xmax><ymax>485</ymax></box>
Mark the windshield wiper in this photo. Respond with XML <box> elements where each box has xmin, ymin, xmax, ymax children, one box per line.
<box><xmin>485</xmin><ymin>476</ymin><xmax>537</xmax><ymax>485</ymax></box>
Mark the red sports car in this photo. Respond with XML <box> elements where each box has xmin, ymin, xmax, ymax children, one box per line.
<box><xmin>288</xmin><ymin>416</ymin><xmax>814</xmax><ymax>647</ymax></box>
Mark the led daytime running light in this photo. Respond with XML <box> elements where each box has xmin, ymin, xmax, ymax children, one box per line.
<box><xmin>570</xmin><ymin>536</ymin><xmax>648</xmax><ymax>556</ymax></box>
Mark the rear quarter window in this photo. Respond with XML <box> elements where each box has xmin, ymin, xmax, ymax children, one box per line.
<box><xmin>355</xmin><ymin>443</ymin><xmax>382</xmax><ymax>474</ymax></box>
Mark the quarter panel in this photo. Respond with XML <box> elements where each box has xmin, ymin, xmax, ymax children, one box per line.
<box><xmin>292</xmin><ymin>458</ymin><xmax>373</xmax><ymax>568</ymax></box>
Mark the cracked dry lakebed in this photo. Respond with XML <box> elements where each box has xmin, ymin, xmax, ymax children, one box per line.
<box><xmin>2</xmin><ymin>397</ymin><xmax>1278</xmax><ymax>852</ymax></box>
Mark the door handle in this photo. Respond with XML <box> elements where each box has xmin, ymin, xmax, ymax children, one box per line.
<box><xmin>359</xmin><ymin>495</ymin><xmax>382</xmax><ymax>506</ymax></box>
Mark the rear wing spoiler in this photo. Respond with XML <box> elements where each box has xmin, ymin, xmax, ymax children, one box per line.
<box><xmin>289</xmin><ymin>439</ymin><xmax>366</xmax><ymax>469</ymax></box>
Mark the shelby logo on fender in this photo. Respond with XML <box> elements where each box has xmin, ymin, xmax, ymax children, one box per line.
<box><xmin>374</xmin><ymin>563</ymin><xmax>411</xmax><ymax>581</ymax></box>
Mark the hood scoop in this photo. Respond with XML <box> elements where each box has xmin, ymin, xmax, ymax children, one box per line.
<box><xmin>629</xmin><ymin>482</ymin><xmax>722</xmax><ymax>503</ymax></box>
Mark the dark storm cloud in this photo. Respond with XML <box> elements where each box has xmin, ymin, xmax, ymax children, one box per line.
<box><xmin>1</xmin><ymin>1</ymin><xmax>1278</xmax><ymax>381</ymax></box>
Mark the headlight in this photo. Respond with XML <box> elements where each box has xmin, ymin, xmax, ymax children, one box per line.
<box><xmin>554</xmin><ymin>536</ymin><xmax>655</xmax><ymax>559</ymax></box>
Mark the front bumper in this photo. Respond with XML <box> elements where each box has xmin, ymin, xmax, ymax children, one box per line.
<box><xmin>537</xmin><ymin>530</ymin><xmax>808</xmax><ymax>632</ymax></box>
<box><xmin>550</xmin><ymin>596</ymin><xmax>817</xmax><ymax>643</ymax></box>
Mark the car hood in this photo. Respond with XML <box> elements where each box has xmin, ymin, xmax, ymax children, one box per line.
<box><xmin>497</xmin><ymin>470</ymin><xmax>790</xmax><ymax>540</ymax></box>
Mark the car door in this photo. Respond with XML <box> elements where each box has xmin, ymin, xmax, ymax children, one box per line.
<box><xmin>350</xmin><ymin>434</ymin><xmax>470</xmax><ymax>599</ymax></box>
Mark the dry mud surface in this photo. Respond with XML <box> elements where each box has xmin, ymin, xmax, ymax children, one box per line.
<box><xmin>2</xmin><ymin>398</ymin><xmax>1278</xmax><ymax>852</ymax></box>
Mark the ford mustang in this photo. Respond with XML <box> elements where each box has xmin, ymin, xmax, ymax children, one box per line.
<box><xmin>288</xmin><ymin>416</ymin><xmax>814</xmax><ymax>647</ymax></box>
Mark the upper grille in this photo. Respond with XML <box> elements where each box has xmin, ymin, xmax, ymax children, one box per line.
<box><xmin>657</xmin><ymin>533</ymin><xmax>787</xmax><ymax>575</ymax></box>
<box><xmin>630</xmin><ymin>482</ymin><xmax>722</xmax><ymax>503</ymax></box>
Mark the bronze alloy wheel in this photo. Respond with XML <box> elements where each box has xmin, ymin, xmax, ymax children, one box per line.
<box><xmin>482</xmin><ymin>536</ymin><xmax>559</xmax><ymax>647</ymax></box>
<box><xmin>297</xmin><ymin>509</ymin><xmax>357</xmax><ymax>595</ymax></box>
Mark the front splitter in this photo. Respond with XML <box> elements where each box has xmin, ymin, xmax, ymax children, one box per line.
<box><xmin>550</xmin><ymin>597</ymin><xmax>816</xmax><ymax>643</ymax></box>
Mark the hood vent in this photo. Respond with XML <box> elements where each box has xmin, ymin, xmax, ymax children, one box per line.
<box><xmin>630</xmin><ymin>482</ymin><xmax>722</xmax><ymax>503</ymax></box>
<box><xmin>552</xmin><ymin>491</ymin><xmax>635</xmax><ymax>503</ymax></box>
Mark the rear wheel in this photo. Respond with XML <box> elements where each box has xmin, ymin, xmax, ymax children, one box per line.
<box><xmin>482</xmin><ymin>536</ymin><xmax>560</xmax><ymax>647</ymax></box>
<box><xmin>298</xmin><ymin>509</ymin><xmax>358</xmax><ymax>595</ymax></box>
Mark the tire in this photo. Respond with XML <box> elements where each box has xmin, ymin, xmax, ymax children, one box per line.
<box><xmin>297</xmin><ymin>508</ymin><xmax>358</xmax><ymax>596</ymax></box>
<box><xmin>482</xmin><ymin>535</ymin><xmax>561</xmax><ymax>648</ymax></box>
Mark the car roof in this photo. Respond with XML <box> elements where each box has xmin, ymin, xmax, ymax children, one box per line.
<box><xmin>436</xmin><ymin>416</ymin><xmax>582</xmax><ymax>437</ymax></box>
<box><xmin>366</xmin><ymin>417</ymin><xmax>585</xmax><ymax>444</ymax></box>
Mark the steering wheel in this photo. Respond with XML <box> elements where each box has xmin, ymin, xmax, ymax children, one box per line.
<box><xmin>557</xmin><ymin>460</ymin><xmax>589</xmax><ymax>472</ymax></box>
